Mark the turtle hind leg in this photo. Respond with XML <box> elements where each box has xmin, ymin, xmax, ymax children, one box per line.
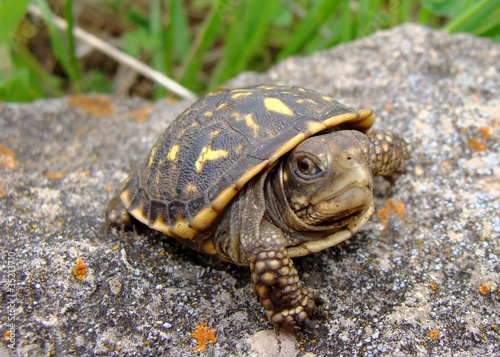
<box><xmin>105</xmin><ymin>195</ymin><xmax>141</xmax><ymax>234</ymax></box>
<box><xmin>367</xmin><ymin>130</ymin><xmax>410</xmax><ymax>183</ymax></box>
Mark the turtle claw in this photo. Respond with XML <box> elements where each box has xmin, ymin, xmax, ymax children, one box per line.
<box><xmin>301</xmin><ymin>317</ymin><xmax>319</xmax><ymax>336</ymax></box>
<box><xmin>269</xmin><ymin>299</ymin><xmax>320</xmax><ymax>337</ymax></box>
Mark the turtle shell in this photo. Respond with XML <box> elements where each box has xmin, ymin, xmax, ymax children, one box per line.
<box><xmin>120</xmin><ymin>85</ymin><xmax>375</xmax><ymax>240</ymax></box>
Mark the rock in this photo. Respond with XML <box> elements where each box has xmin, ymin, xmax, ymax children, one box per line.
<box><xmin>1</xmin><ymin>24</ymin><xmax>499</xmax><ymax>356</ymax></box>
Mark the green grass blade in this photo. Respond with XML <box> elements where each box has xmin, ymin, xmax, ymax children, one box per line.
<box><xmin>167</xmin><ymin>0</ymin><xmax>190</xmax><ymax>63</ymax></box>
<box><xmin>398</xmin><ymin>0</ymin><xmax>412</xmax><ymax>23</ymax></box>
<box><xmin>34</xmin><ymin>0</ymin><xmax>79</xmax><ymax>87</ymax></box>
<box><xmin>0</xmin><ymin>0</ymin><xmax>31</xmax><ymax>44</ymax></box>
<box><xmin>178</xmin><ymin>5</ymin><xmax>222</xmax><ymax>91</ymax></box>
<box><xmin>210</xmin><ymin>0</ymin><xmax>281</xmax><ymax>88</ymax></box>
<box><xmin>416</xmin><ymin>5</ymin><xmax>433</xmax><ymax>25</ymax></box>
<box><xmin>63</xmin><ymin>0</ymin><xmax>81</xmax><ymax>91</ymax></box>
<box><xmin>356</xmin><ymin>0</ymin><xmax>380</xmax><ymax>38</ymax></box>
<box><xmin>151</xmin><ymin>0</ymin><xmax>166</xmax><ymax>98</ymax></box>
<box><xmin>278</xmin><ymin>0</ymin><xmax>341</xmax><ymax>60</ymax></box>
<box><xmin>239</xmin><ymin>0</ymin><xmax>281</xmax><ymax>65</ymax></box>
<box><xmin>443</xmin><ymin>0</ymin><xmax>500</xmax><ymax>33</ymax></box>
<box><xmin>0</xmin><ymin>0</ymin><xmax>31</xmax><ymax>77</ymax></box>
<box><xmin>472</xmin><ymin>10</ymin><xmax>500</xmax><ymax>37</ymax></box>
<box><xmin>339</xmin><ymin>0</ymin><xmax>353</xmax><ymax>43</ymax></box>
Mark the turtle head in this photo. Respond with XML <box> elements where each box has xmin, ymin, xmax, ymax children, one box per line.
<box><xmin>279</xmin><ymin>130</ymin><xmax>374</xmax><ymax>228</ymax></box>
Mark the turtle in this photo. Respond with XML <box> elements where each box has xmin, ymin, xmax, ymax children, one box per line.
<box><xmin>106</xmin><ymin>85</ymin><xmax>409</xmax><ymax>334</ymax></box>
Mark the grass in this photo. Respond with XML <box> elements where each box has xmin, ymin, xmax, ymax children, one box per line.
<box><xmin>1</xmin><ymin>0</ymin><xmax>499</xmax><ymax>102</ymax></box>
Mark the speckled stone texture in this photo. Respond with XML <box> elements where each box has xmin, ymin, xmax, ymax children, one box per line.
<box><xmin>1</xmin><ymin>24</ymin><xmax>499</xmax><ymax>356</ymax></box>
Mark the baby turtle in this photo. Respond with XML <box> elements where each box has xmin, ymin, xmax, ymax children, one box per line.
<box><xmin>106</xmin><ymin>85</ymin><xmax>409</xmax><ymax>334</ymax></box>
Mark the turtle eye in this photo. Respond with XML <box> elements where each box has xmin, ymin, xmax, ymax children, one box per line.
<box><xmin>295</xmin><ymin>156</ymin><xmax>322</xmax><ymax>178</ymax></box>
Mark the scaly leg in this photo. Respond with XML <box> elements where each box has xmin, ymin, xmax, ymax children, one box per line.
<box><xmin>250</xmin><ymin>221</ymin><xmax>322</xmax><ymax>335</ymax></box>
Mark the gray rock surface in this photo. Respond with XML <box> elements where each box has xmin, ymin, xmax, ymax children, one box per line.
<box><xmin>1</xmin><ymin>24</ymin><xmax>499</xmax><ymax>356</ymax></box>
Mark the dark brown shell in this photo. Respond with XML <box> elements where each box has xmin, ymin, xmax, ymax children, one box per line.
<box><xmin>119</xmin><ymin>85</ymin><xmax>374</xmax><ymax>239</ymax></box>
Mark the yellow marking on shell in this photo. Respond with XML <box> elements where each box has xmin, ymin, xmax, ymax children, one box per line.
<box><xmin>232</xmin><ymin>92</ymin><xmax>253</xmax><ymax>100</ymax></box>
<box><xmin>264</xmin><ymin>98</ymin><xmax>295</xmax><ymax>116</ymax></box>
<box><xmin>216</xmin><ymin>103</ymin><xmax>229</xmax><ymax>112</ymax></box>
<box><xmin>171</xmin><ymin>216</ymin><xmax>197</xmax><ymax>239</ymax></box>
<box><xmin>207</xmin><ymin>88</ymin><xmax>226</xmax><ymax>96</ymax></box>
<box><xmin>190</xmin><ymin>206</ymin><xmax>219</xmax><ymax>231</ymax></box>
<box><xmin>232</xmin><ymin>112</ymin><xmax>241</xmax><ymax>121</ymax></box>
<box><xmin>305</xmin><ymin>121</ymin><xmax>328</xmax><ymax>136</ymax></box>
<box><xmin>268</xmin><ymin>132</ymin><xmax>307</xmax><ymax>165</ymax></box>
<box><xmin>167</xmin><ymin>144</ymin><xmax>180</xmax><ymax>162</ymax></box>
<box><xmin>210</xmin><ymin>130</ymin><xmax>220</xmax><ymax>138</ymax></box>
<box><xmin>235</xmin><ymin>144</ymin><xmax>245</xmax><ymax>155</ymax></box>
<box><xmin>211</xmin><ymin>185</ymin><xmax>238</xmax><ymax>212</ymax></box>
<box><xmin>150</xmin><ymin>214</ymin><xmax>168</xmax><ymax>232</ymax></box>
<box><xmin>200</xmin><ymin>239</ymin><xmax>217</xmax><ymax>255</ymax></box>
<box><xmin>322</xmin><ymin>95</ymin><xmax>334</xmax><ymax>102</ymax></box>
<box><xmin>204</xmin><ymin>111</ymin><xmax>213</xmax><ymax>117</ymax></box>
<box><xmin>184</xmin><ymin>183</ymin><xmax>199</xmax><ymax>195</ymax></box>
<box><xmin>176</xmin><ymin>121</ymin><xmax>197</xmax><ymax>138</ymax></box>
<box><xmin>129</xmin><ymin>206</ymin><xmax>147</xmax><ymax>224</ymax></box>
<box><xmin>120</xmin><ymin>188</ymin><xmax>132</xmax><ymax>207</ymax></box>
<box><xmin>353</xmin><ymin>109</ymin><xmax>375</xmax><ymax>132</ymax></box>
<box><xmin>324</xmin><ymin>112</ymin><xmax>359</xmax><ymax>128</ymax></box>
<box><xmin>195</xmin><ymin>145</ymin><xmax>229</xmax><ymax>172</ymax></box>
<box><xmin>235</xmin><ymin>160</ymin><xmax>270</xmax><ymax>190</ymax></box>
<box><xmin>244</xmin><ymin>113</ymin><xmax>260</xmax><ymax>136</ymax></box>
<box><xmin>148</xmin><ymin>146</ymin><xmax>158</xmax><ymax>167</ymax></box>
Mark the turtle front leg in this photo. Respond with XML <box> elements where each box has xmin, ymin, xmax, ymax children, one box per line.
<box><xmin>250</xmin><ymin>221</ymin><xmax>322</xmax><ymax>335</ymax></box>
<box><xmin>367</xmin><ymin>130</ymin><xmax>410</xmax><ymax>183</ymax></box>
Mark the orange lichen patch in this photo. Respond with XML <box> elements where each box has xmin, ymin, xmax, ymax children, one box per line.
<box><xmin>72</xmin><ymin>257</ymin><xmax>88</xmax><ymax>281</ymax></box>
<box><xmin>164</xmin><ymin>96</ymin><xmax>179</xmax><ymax>105</ymax></box>
<box><xmin>428</xmin><ymin>330</ymin><xmax>440</xmax><ymax>339</ymax></box>
<box><xmin>441</xmin><ymin>160</ymin><xmax>449</xmax><ymax>168</ymax></box>
<box><xmin>477</xmin><ymin>126</ymin><xmax>492</xmax><ymax>139</ymax></box>
<box><xmin>192</xmin><ymin>321</ymin><xmax>217</xmax><ymax>352</ymax></box>
<box><xmin>383</xmin><ymin>103</ymin><xmax>395</xmax><ymax>111</ymax></box>
<box><xmin>104</xmin><ymin>185</ymin><xmax>114</xmax><ymax>193</ymax></box>
<box><xmin>426</xmin><ymin>282</ymin><xmax>439</xmax><ymax>292</ymax></box>
<box><xmin>44</xmin><ymin>171</ymin><xmax>67</xmax><ymax>180</ymax></box>
<box><xmin>68</xmin><ymin>95</ymin><xmax>115</xmax><ymax>116</ymax></box>
<box><xmin>478</xmin><ymin>284</ymin><xmax>491</xmax><ymax>295</ymax></box>
<box><xmin>0</xmin><ymin>144</ymin><xmax>19</xmax><ymax>170</ymax></box>
<box><xmin>75</xmin><ymin>170</ymin><xmax>91</xmax><ymax>178</ymax></box>
<box><xmin>377</xmin><ymin>199</ymin><xmax>405</xmax><ymax>227</ymax></box>
<box><xmin>468</xmin><ymin>138</ymin><xmax>486</xmax><ymax>151</ymax></box>
<box><xmin>491</xmin><ymin>119</ymin><xmax>500</xmax><ymax>127</ymax></box>
<box><xmin>4</xmin><ymin>331</ymin><xmax>12</xmax><ymax>338</ymax></box>
<box><xmin>0</xmin><ymin>184</ymin><xmax>5</xmax><ymax>198</ymax></box>
<box><xmin>128</xmin><ymin>106</ymin><xmax>154</xmax><ymax>123</ymax></box>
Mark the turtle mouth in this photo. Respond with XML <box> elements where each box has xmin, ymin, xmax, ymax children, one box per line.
<box><xmin>297</xmin><ymin>183</ymin><xmax>372</xmax><ymax>226</ymax></box>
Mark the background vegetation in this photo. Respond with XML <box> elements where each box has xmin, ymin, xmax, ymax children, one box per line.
<box><xmin>1</xmin><ymin>0</ymin><xmax>499</xmax><ymax>102</ymax></box>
